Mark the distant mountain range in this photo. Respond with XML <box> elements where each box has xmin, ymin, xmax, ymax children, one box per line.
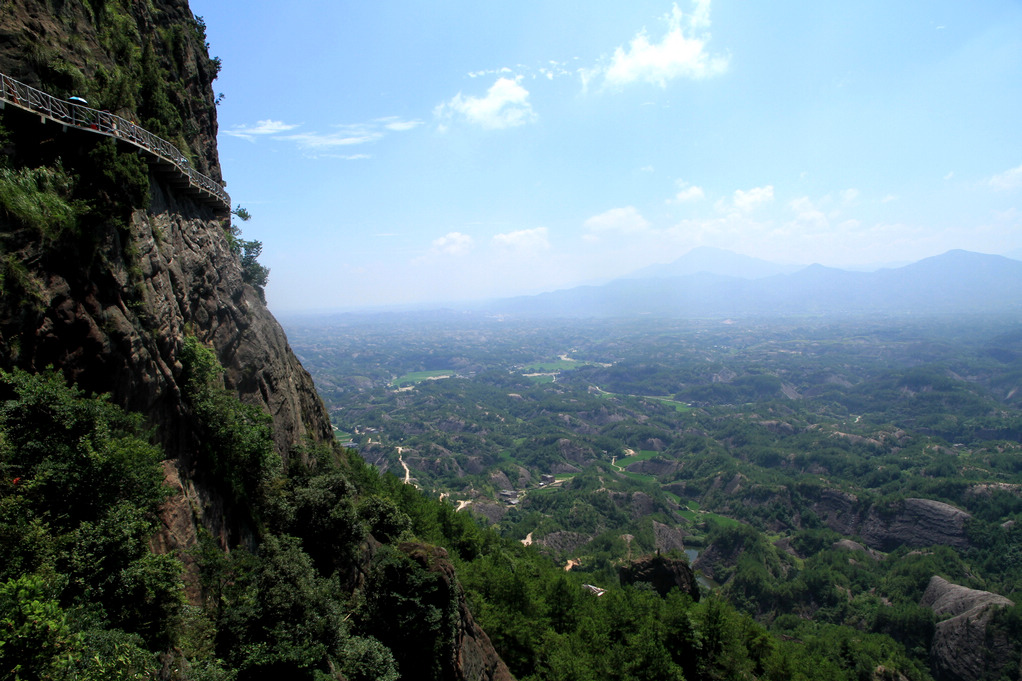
<box><xmin>485</xmin><ymin>249</ymin><xmax>1022</xmax><ymax>318</ymax></box>
<box><xmin>623</xmin><ymin>246</ymin><xmax>803</xmax><ymax>280</ymax></box>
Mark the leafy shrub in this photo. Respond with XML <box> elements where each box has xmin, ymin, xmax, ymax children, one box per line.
<box><xmin>0</xmin><ymin>163</ymin><xmax>82</xmax><ymax>239</ymax></box>
<box><xmin>179</xmin><ymin>336</ymin><xmax>281</xmax><ymax>510</ymax></box>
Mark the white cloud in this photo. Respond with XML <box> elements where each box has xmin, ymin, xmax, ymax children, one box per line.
<box><xmin>224</xmin><ymin>119</ymin><xmax>301</xmax><ymax>140</ymax></box>
<box><xmin>281</xmin><ymin>129</ymin><xmax>384</xmax><ymax>149</ymax></box>
<box><xmin>377</xmin><ymin>117</ymin><xmax>424</xmax><ymax>132</ymax></box>
<box><xmin>840</xmin><ymin>188</ymin><xmax>860</xmax><ymax>204</ymax></box>
<box><xmin>989</xmin><ymin>163</ymin><xmax>1022</xmax><ymax>191</ymax></box>
<box><xmin>670</xmin><ymin>180</ymin><xmax>705</xmax><ymax>203</ymax></box>
<box><xmin>789</xmin><ymin>196</ymin><xmax>827</xmax><ymax>228</ymax></box>
<box><xmin>732</xmin><ymin>185</ymin><xmax>774</xmax><ymax>211</ymax></box>
<box><xmin>223</xmin><ymin>117</ymin><xmax>421</xmax><ymax>154</ymax></box>
<box><xmin>584</xmin><ymin>206</ymin><xmax>650</xmax><ymax>235</ymax></box>
<box><xmin>434</xmin><ymin>77</ymin><xmax>538</xmax><ymax>130</ymax></box>
<box><xmin>430</xmin><ymin>232</ymin><xmax>475</xmax><ymax>256</ymax></box>
<box><xmin>597</xmin><ymin>1</ymin><xmax>729</xmax><ymax>89</ymax></box>
<box><xmin>493</xmin><ymin>227</ymin><xmax>550</xmax><ymax>253</ymax></box>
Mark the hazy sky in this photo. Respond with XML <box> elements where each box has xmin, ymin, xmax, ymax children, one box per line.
<box><xmin>190</xmin><ymin>0</ymin><xmax>1022</xmax><ymax>312</ymax></box>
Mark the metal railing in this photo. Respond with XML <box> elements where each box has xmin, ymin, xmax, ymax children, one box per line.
<box><xmin>0</xmin><ymin>72</ymin><xmax>230</xmax><ymax>213</ymax></box>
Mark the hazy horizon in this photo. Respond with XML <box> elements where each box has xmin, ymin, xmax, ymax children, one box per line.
<box><xmin>193</xmin><ymin>0</ymin><xmax>1022</xmax><ymax>312</ymax></box>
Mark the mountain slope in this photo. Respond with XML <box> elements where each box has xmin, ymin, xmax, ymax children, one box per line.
<box><xmin>487</xmin><ymin>250</ymin><xmax>1022</xmax><ymax>318</ymax></box>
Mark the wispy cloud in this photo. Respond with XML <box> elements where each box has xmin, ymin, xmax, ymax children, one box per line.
<box><xmin>377</xmin><ymin>116</ymin><xmax>425</xmax><ymax>132</ymax></box>
<box><xmin>583</xmin><ymin>206</ymin><xmax>650</xmax><ymax>239</ymax></box>
<box><xmin>223</xmin><ymin>117</ymin><xmax>422</xmax><ymax>154</ymax></box>
<box><xmin>669</xmin><ymin>180</ymin><xmax>705</xmax><ymax>203</ymax></box>
<box><xmin>434</xmin><ymin>76</ymin><xmax>538</xmax><ymax>130</ymax></box>
<box><xmin>282</xmin><ymin>127</ymin><xmax>384</xmax><ymax>149</ymax></box>
<box><xmin>430</xmin><ymin>232</ymin><xmax>475</xmax><ymax>256</ymax></box>
<box><xmin>224</xmin><ymin>119</ymin><xmax>301</xmax><ymax>140</ymax></box>
<box><xmin>989</xmin><ymin>163</ymin><xmax>1022</xmax><ymax>191</ymax></box>
<box><xmin>729</xmin><ymin>185</ymin><xmax>774</xmax><ymax>212</ymax></box>
<box><xmin>493</xmin><ymin>227</ymin><xmax>550</xmax><ymax>253</ymax></box>
<box><xmin>586</xmin><ymin>0</ymin><xmax>729</xmax><ymax>90</ymax></box>
<box><xmin>839</xmin><ymin>188</ymin><xmax>860</xmax><ymax>204</ymax></box>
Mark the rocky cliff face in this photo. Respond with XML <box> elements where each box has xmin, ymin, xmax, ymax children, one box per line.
<box><xmin>619</xmin><ymin>554</ymin><xmax>700</xmax><ymax>600</ymax></box>
<box><xmin>812</xmin><ymin>490</ymin><xmax>972</xmax><ymax>551</ymax></box>
<box><xmin>0</xmin><ymin>0</ymin><xmax>332</xmax><ymax>464</ymax></box>
<box><xmin>399</xmin><ymin>544</ymin><xmax>515</xmax><ymax>681</ymax></box>
<box><xmin>0</xmin><ymin>0</ymin><xmax>222</xmax><ymax>178</ymax></box>
<box><xmin>920</xmin><ymin>576</ymin><xmax>1018</xmax><ymax>681</ymax></box>
<box><xmin>1</xmin><ymin>3</ymin><xmax>515</xmax><ymax>679</ymax></box>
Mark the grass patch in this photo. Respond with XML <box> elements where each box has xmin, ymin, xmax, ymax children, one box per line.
<box><xmin>703</xmin><ymin>512</ymin><xmax>741</xmax><ymax>529</ymax></box>
<box><xmin>525</xmin><ymin>374</ymin><xmax>555</xmax><ymax>384</ymax></box>
<box><xmin>0</xmin><ymin>163</ymin><xmax>82</xmax><ymax>239</ymax></box>
<box><xmin>390</xmin><ymin>370</ymin><xmax>454</xmax><ymax>387</ymax></box>
<box><xmin>677</xmin><ymin>508</ymin><xmax>698</xmax><ymax>521</ymax></box>
<box><xmin>643</xmin><ymin>395</ymin><xmax>693</xmax><ymax>412</ymax></box>
<box><xmin>520</xmin><ymin>359</ymin><xmax>578</xmax><ymax>372</ymax></box>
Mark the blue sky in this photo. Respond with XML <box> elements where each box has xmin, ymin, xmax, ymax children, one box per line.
<box><xmin>190</xmin><ymin>0</ymin><xmax>1022</xmax><ymax>312</ymax></box>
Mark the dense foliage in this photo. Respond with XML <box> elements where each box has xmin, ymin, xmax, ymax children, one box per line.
<box><xmin>285</xmin><ymin>313</ymin><xmax>1022</xmax><ymax>680</ymax></box>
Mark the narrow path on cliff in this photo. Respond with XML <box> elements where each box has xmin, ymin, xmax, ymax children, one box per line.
<box><xmin>0</xmin><ymin>72</ymin><xmax>230</xmax><ymax>214</ymax></box>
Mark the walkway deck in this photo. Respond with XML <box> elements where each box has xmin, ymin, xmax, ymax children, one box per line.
<box><xmin>0</xmin><ymin>72</ymin><xmax>230</xmax><ymax>215</ymax></box>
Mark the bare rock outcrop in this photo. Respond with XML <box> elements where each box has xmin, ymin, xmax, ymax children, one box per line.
<box><xmin>618</xmin><ymin>554</ymin><xmax>700</xmax><ymax>600</ymax></box>
<box><xmin>832</xmin><ymin>539</ymin><xmax>884</xmax><ymax>561</ymax></box>
<box><xmin>860</xmin><ymin>499</ymin><xmax>971</xmax><ymax>551</ymax></box>
<box><xmin>652</xmin><ymin>520</ymin><xmax>688</xmax><ymax>554</ymax></box>
<box><xmin>538</xmin><ymin>531</ymin><xmax>591</xmax><ymax>555</ymax></box>
<box><xmin>920</xmin><ymin>576</ymin><xmax>1017</xmax><ymax>681</ymax></box>
<box><xmin>390</xmin><ymin>544</ymin><xmax>515</xmax><ymax>681</ymax></box>
<box><xmin>813</xmin><ymin>491</ymin><xmax>972</xmax><ymax>551</ymax></box>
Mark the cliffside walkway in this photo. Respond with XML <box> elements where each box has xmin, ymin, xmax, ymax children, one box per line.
<box><xmin>0</xmin><ymin>72</ymin><xmax>230</xmax><ymax>215</ymax></box>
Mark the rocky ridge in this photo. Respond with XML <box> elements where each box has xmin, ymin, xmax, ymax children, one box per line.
<box><xmin>920</xmin><ymin>576</ymin><xmax>1017</xmax><ymax>681</ymax></box>
<box><xmin>813</xmin><ymin>490</ymin><xmax>972</xmax><ymax>551</ymax></box>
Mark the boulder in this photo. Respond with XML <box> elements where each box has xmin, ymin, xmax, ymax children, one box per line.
<box><xmin>618</xmin><ymin>554</ymin><xmax>700</xmax><ymax>600</ymax></box>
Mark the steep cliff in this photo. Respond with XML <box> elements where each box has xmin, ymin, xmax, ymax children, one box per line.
<box><xmin>0</xmin><ymin>3</ymin><xmax>515</xmax><ymax>679</ymax></box>
<box><xmin>0</xmin><ymin>0</ymin><xmax>333</xmax><ymax>464</ymax></box>
<box><xmin>920</xmin><ymin>576</ymin><xmax>1018</xmax><ymax>681</ymax></box>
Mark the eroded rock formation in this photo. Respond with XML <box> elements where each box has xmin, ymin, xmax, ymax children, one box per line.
<box><xmin>813</xmin><ymin>491</ymin><xmax>972</xmax><ymax>551</ymax></box>
<box><xmin>920</xmin><ymin>576</ymin><xmax>1017</xmax><ymax>681</ymax></box>
<box><xmin>619</xmin><ymin>554</ymin><xmax>700</xmax><ymax>600</ymax></box>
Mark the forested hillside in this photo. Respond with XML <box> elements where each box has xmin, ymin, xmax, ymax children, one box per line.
<box><xmin>287</xmin><ymin>312</ymin><xmax>1022</xmax><ymax>681</ymax></box>
<box><xmin>3</xmin><ymin>1</ymin><xmax>1021</xmax><ymax>680</ymax></box>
